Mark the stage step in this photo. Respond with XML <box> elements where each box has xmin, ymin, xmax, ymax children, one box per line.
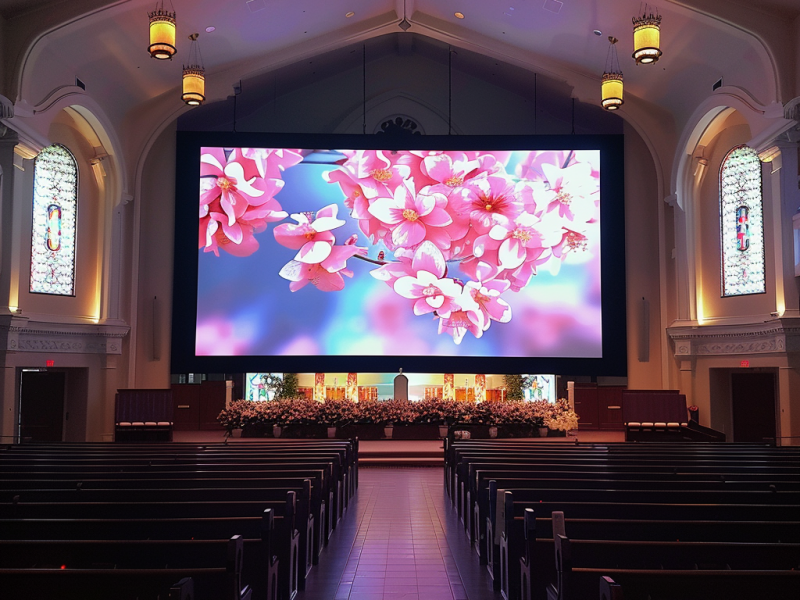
<box><xmin>358</xmin><ymin>440</ymin><xmax>444</xmax><ymax>467</ymax></box>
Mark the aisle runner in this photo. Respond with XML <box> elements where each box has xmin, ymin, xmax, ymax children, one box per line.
<box><xmin>298</xmin><ymin>468</ymin><xmax>500</xmax><ymax>600</ymax></box>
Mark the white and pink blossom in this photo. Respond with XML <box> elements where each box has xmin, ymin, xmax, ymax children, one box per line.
<box><xmin>368</xmin><ymin>183</ymin><xmax>452</xmax><ymax>250</ymax></box>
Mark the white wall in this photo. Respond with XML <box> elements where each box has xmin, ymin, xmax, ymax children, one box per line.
<box><xmin>133</xmin><ymin>122</ymin><xmax>176</xmax><ymax>389</ymax></box>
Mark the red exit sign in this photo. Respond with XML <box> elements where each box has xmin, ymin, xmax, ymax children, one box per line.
<box><xmin>46</xmin><ymin>359</ymin><xmax>54</xmax><ymax>367</ymax></box>
<box><xmin>740</xmin><ymin>360</ymin><xmax>750</xmax><ymax>368</ymax></box>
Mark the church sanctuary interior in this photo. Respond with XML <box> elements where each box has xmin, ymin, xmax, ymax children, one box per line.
<box><xmin>2</xmin><ymin>1</ymin><xmax>800</xmax><ymax>599</ymax></box>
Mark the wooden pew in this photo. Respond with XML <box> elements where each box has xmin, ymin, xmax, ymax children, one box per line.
<box><xmin>469</xmin><ymin>468</ymin><xmax>800</xmax><ymax>559</ymax></box>
<box><xmin>549</xmin><ymin>534</ymin><xmax>800</xmax><ymax>600</ymax></box>
<box><xmin>445</xmin><ymin>441</ymin><xmax>800</xmax><ymax>600</ymax></box>
<box><xmin>520</xmin><ymin>510</ymin><xmax>800</xmax><ymax>600</ymax></box>
<box><xmin>0</xmin><ymin>441</ymin><xmax>361</xmax><ymax>600</ymax></box>
<box><xmin>450</xmin><ymin>448</ymin><xmax>800</xmax><ymax>513</ymax></box>
<box><xmin>0</xmin><ymin>535</ymin><xmax>252</xmax><ymax>600</ymax></box>
<box><xmin>0</xmin><ymin>473</ymin><xmax>329</xmax><ymax>560</ymax></box>
<box><xmin>499</xmin><ymin>493</ymin><xmax>800</xmax><ymax>600</ymax></box>
<box><xmin>0</xmin><ymin>495</ymin><xmax>299</xmax><ymax>600</ymax></box>
<box><xmin>0</xmin><ymin>452</ymin><xmax>347</xmax><ymax>528</ymax></box>
<box><xmin>0</xmin><ymin>455</ymin><xmax>343</xmax><ymax>539</ymax></box>
<box><xmin>2</xmin><ymin>484</ymin><xmax>314</xmax><ymax>587</ymax></box>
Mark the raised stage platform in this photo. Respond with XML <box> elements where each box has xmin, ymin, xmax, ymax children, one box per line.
<box><xmin>171</xmin><ymin>430</ymin><xmax>625</xmax><ymax>466</ymax></box>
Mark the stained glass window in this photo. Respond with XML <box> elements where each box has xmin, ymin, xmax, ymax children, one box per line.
<box><xmin>720</xmin><ymin>145</ymin><xmax>765</xmax><ymax>296</ymax></box>
<box><xmin>30</xmin><ymin>144</ymin><xmax>78</xmax><ymax>295</ymax></box>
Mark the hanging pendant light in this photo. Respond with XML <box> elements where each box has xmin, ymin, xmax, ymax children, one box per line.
<box><xmin>148</xmin><ymin>0</ymin><xmax>177</xmax><ymax>60</ymax></box>
<box><xmin>632</xmin><ymin>5</ymin><xmax>662</xmax><ymax>65</ymax></box>
<box><xmin>182</xmin><ymin>33</ymin><xmax>205</xmax><ymax>106</ymax></box>
<box><xmin>601</xmin><ymin>36</ymin><xmax>623</xmax><ymax>110</ymax></box>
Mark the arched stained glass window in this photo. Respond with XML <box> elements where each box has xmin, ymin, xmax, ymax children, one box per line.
<box><xmin>720</xmin><ymin>145</ymin><xmax>765</xmax><ymax>297</ymax></box>
<box><xmin>30</xmin><ymin>144</ymin><xmax>78</xmax><ymax>296</ymax></box>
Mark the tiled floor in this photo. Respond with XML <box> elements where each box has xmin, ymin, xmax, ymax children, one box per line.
<box><xmin>298</xmin><ymin>468</ymin><xmax>501</xmax><ymax>600</ymax></box>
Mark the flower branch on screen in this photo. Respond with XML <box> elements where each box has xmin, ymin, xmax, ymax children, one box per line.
<box><xmin>198</xmin><ymin>147</ymin><xmax>599</xmax><ymax>345</ymax></box>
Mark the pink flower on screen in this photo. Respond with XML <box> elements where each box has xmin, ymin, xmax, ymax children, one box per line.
<box><xmin>201</xmin><ymin>213</ymin><xmax>262</xmax><ymax>257</ymax></box>
<box><xmin>421</xmin><ymin>153</ymin><xmax>480</xmax><ymax>192</ymax></box>
<box><xmin>469</xmin><ymin>151</ymin><xmax>513</xmax><ymax>176</ymax></box>
<box><xmin>541</xmin><ymin>161</ymin><xmax>599</xmax><ymax>223</ymax></box>
<box><xmin>277</xmin><ymin>229</ymin><xmax>367</xmax><ymax>293</ymax></box>
<box><xmin>279</xmin><ymin>261</ymin><xmax>350</xmax><ymax>292</ymax></box>
<box><xmin>370</xmin><ymin>259</ymin><xmax>415</xmax><ymax>289</ymax></box>
<box><xmin>241</xmin><ymin>147</ymin><xmax>304</xmax><ymax>179</ymax></box>
<box><xmin>393</xmin><ymin>241</ymin><xmax>463</xmax><ymax>318</ymax></box>
<box><xmin>488</xmin><ymin>212</ymin><xmax>550</xmax><ymax>270</ymax></box>
<box><xmin>273</xmin><ymin>204</ymin><xmax>346</xmax><ymax>264</ymax></box>
<box><xmin>459</xmin><ymin>255</ymin><xmax>502</xmax><ymax>285</ymax></box>
<box><xmin>390</xmin><ymin>150</ymin><xmax>437</xmax><ymax>190</ymax></box>
<box><xmin>456</xmin><ymin>175</ymin><xmax>522</xmax><ymax>234</ymax></box>
<box><xmin>497</xmin><ymin>251</ymin><xmax>553</xmax><ymax>291</ymax></box>
<box><xmin>199</xmin><ymin>148</ymin><xmax>288</xmax><ymax>256</ymax></box>
<box><xmin>278</xmin><ymin>244</ymin><xmax>366</xmax><ymax>292</ymax></box>
<box><xmin>515</xmin><ymin>150</ymin><xmax>574</xmax><ymax>181</ymax></box>
<box><xmin>325</xmin><ymin>166</ymin><xmax>392</xmax><ymax>245</ymax></box>
<box><xmin>552</xmin><ymin>229</ymin><xmax>589</xmax><ymax>259</ymax></box>
<box><xmin>463</xmin><ymin>279</ymin><xmax>512</xmax><ymax>331</ymax></box>
<box><xmin>514</xmin><ymin>180</ymin><xmax>546</xmax><ymax>217</ymax></box>
<box><xmin>339</xmin><ymin>150</ymin><xmax>411</xmax><ymax>200</ymax></box>
<box><xmin>368</xmin><ymin>183</ymin><xmax>452</xmax><ymax>250</ymax></box>
<box><xmin>437</xmin><ymin>308</ymin><xmax>483</xmax><ymax>344</ymax></box>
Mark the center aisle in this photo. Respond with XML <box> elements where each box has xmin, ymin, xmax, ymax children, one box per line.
<box><xmin>298</xmin><ymin>467</ymin><xmax>502</xmax><ymax>600</ymax></box>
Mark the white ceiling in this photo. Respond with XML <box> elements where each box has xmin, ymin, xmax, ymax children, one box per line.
<box><xmin>5</xmin><ymin>0</ymin><xmax>800</xmax><ymax>130</ymax></box>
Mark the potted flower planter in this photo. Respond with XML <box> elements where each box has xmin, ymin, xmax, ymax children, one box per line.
<box><xmin>489</xmin><ymin>426</ymin><xmax>499</xmax><ymax>438</ymax></box>
<box><xmin>438</xmin><ymin>424</ymin><xmax>449</xmax><ymax>438</ymax></box>
<box><xmin>272</xmin><ymin>425</ymin><xmax>282</xmax><ymax>438</ymax></box>
<box><xmin>538</xmin><ymin>426</ymin><xmax>549</xmax><ymax>438</ymax></box>
<box><xmin>383</xmin><ymin>424</ymin><xmax>394</xmax><ymax>439</ymax></box>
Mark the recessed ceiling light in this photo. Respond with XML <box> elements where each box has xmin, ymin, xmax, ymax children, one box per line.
<box><xmin>346</xmin><ymin>11</ymin><xmax>355</xmax><ymax>18</ymax></box>
<box><xmin>593</xmin><ymin>29</ymin><xmax>602</xmax><ymax>36</ymax></box>
<box><xmin>205</xmin><ymin>26</ymin><xmax>216</xmax><ymax>33</ymax></box>
<box><xmin>455</xmin><ymin>12</ymin><xmax>465</xmax><ymax>19</ymax></box>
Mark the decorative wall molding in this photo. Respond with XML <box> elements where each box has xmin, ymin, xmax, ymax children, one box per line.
<box><xmin>667</xmin><ymin>318</ymin><xmax>800</xmax><ymax>357</ymax></box>
<box><xmin>0</xmin><ymin>315</ymin><xmax>129</xmax><ymax>355</ymax></box>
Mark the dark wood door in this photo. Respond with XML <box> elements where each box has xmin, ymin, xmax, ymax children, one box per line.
<box><xmin>573</xmin><ymin>383</ymin><xmax>599</xmax><ymax>430</ymax></box>
<box><xmin>20</xmin><ymin>371</ymin><xmax>66</xmax><ymax>442</ymax></box>
<box><xmin>598</xmin><ymin>386</ymin><xmax>625</xmax><ymax>430</ymax></box>
<box><xmin>731</xmin><ymin>372</ymin><xmax>776</xmax><ymax>443</ymax></box>
<box><xmin>172</xmin><ymin>381</ymin><xmax>227</xmax><ymax>430</ymax></box>
<box><xmin>199</xmin><ymin>381</ymin><xmax>227</xmax><ymax>430</ymax></box>
<box><xmin>171</xmin><ymin>384</ymin><xmax>200</xmax><ymax>431</ymax></box>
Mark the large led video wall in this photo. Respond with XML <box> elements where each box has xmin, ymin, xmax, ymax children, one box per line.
<box><xmin>172</xmin><ymin>133</ymin><xmax>626</xmax><ymax>375</ymax></box>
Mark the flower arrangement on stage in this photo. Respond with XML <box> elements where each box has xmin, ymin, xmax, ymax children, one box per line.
<box><xmin>316</xmin><ymin>399</ymin><xmax>357</xmax><ymax>427</ymax></box>
<box><xmin>198</xmin><ymin>147</ymin><xmax>599</xmax><ymax>348</ymax></box>
<box><xmin>543</xmin><ymin>398</ymin><xmax>580</xmax><ymax>431</ymax></box>
<box><xmin>218</xmin><ymin>397</ymin><xmax>578</xmax><ymax>434</ymax></box>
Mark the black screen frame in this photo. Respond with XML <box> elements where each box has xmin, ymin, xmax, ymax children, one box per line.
<box><xmin>171</xmin><ymin>131</ymin><xmax>627</xmax><ymax>375</ymax></box>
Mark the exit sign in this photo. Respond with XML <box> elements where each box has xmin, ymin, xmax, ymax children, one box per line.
<box><xmin>740</xmin><ymin>360</ymin><xmax>750</xmax><ymax>368</ymax></box>
<box><xmin>45</xmin><ymin>359</ymin><xmax>55</xmax><ymax>367</ymax></box>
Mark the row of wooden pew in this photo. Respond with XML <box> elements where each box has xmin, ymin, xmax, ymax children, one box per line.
<box><xmin>444</xmin><ymin>439</ymin><xmax>800</xmax><ymax>600</ymax></box>
<box><xmin>0</xmin><ymin>439</ymin><xmax>358</xmax><ymax>600</ymax></box>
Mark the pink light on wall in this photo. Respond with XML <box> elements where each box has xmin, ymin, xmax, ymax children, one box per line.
<box><xmin>346</xmin><ymin>373</ymin><xmax>358</xmax><ymax>401</ymax></box>
<box><xmin>475</xmin><ymin>374</ymin><xmax>486</xmax><ymax>402</ymax></box>
<box><xmin>443</xmin><ymin>374</ymin><xmax>454</xmax><ymax>401</ymax></box>
<box><xmin>314</xmin><ymin>373</ymin><xmax>325</xmax><ymax>402</ymax></box>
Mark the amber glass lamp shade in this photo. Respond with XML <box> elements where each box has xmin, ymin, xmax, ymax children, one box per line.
<box><xmin>632</xmin><ymin>15</ymin><xmax>662</xmax><ymax>64</ymax></box>
<box><xmin>601</xmin><ymin>73</ymin><xmax>623</xmax><ymax>110</ymax></box>
<box><xmin>149</xmin><ymin>10</ymin><xmax>177</xmax><ymax>59</ymax></box>
<box><xmin>182</xmin><ymin>67</ymin><xmax>205</xmax><ymax>106</ymax></box>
